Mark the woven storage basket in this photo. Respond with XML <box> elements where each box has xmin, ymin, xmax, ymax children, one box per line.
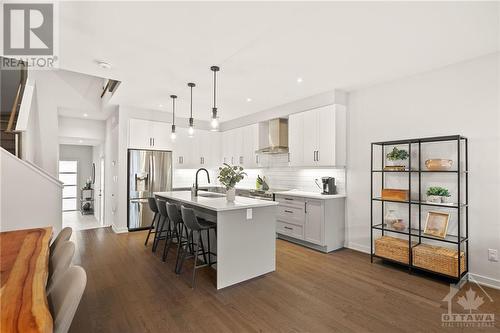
<box><xmin>375</xmin><ymin>236</ymin><xmax>412</xmax><ymax>264</ymax></box>
<box><xmin>413</xmin><ymin>244</ymin><xmax>466</xmax><ymax>277</ymax></box>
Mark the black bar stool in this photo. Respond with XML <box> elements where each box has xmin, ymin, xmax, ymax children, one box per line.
<box><xmin>163</xmin><ymin>202</ymin><xmax>190</xmax><ymax>264</ymax></box>
<box><xmin>178</xmin><ymin>206</ymin><xmax>217</xmax><ymax>288</ymax></box>
<box><xmin>152</xmin><ymin>199</ymin><xmax>171</xmax><ymax>253</ymax></box>
<box><xmin>144</xmin><ymin>197</ymin><xmax>159</xmax><ymax>246</ymax></box>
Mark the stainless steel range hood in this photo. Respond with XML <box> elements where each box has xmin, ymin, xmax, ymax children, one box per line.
<box><xmin>256</xmin><ymin>118</ymin><xmax>289</xmax><ymax>154</ymax></box>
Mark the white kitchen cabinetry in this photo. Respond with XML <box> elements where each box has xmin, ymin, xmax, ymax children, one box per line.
<box><xmin>288</xmin><ymin>105</ymin><xmax>346</xmax><ymax>167</ymax></box>
<box><xmin>129</xmin><ymin>119</ymin><xmax>173</xmax><ymax>150</ymax></box>
<box><xmin>221</xmin><ymin>124</ymin><xmax>260</xmax><ymax>168</ymax></box>
<box><xmin>173</xmin><ymin>128</ymin><xmax>221</xmax><ymax>169</ymax></box>
<box><xmin>275</xmin><ymin>194</ymin><xmax>345</xmax><ymax>252</ymax></box>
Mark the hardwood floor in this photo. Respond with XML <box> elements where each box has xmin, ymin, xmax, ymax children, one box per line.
<box><xmin>70</xmin><ymin>227</ymin><xmax>500</xmax><ymax>332</ymax></box>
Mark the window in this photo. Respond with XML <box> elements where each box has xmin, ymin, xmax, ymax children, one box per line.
<box><xmin>59</xmin><ymin>161</ymin><xmax>78</xmax><ymax>211</ymax></box>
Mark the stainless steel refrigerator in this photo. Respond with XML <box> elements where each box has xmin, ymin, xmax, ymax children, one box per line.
<box><xmin>128</xmin><ymin>149</ymin><xmax>172</xmax><ymax>230</ymax></box>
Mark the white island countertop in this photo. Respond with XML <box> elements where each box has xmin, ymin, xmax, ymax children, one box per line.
<box><xmin>274</xmin><ymin>190</ymin><xmax>347</xmax><ymax>200</ymax></box>
<box><xmin>155</xmin><ymin>191</ymin><xmax>278</xmax><ymax>212</ymax></box>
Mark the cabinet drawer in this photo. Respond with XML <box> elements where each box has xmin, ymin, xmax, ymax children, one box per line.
<box><xmin>276</xmin><ymin>221</ymin><xmax>304</xmax><ymax>239</ymax></box>
<box><xmin>275</xmin><ymin>195</ymin><xmax>305</xmax><ymax>209</ymax></box>
<box><xmin>277</xmin><ymin>205</ymin><xmax>305</xmax><ymax>226</ymax></box>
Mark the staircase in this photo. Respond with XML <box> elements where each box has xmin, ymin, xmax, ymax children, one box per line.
<box><xmin>0</xmin><ymin>57</ymin><xmax>26</xmax><ymax>157</ymax></box>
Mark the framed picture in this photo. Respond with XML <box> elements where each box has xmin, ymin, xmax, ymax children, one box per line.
<box><xmin>424</xmin><ymin>211</ymin><xmax>450</xmax><ymax>238</ymax></box>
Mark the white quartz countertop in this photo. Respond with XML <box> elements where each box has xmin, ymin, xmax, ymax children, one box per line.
<box><xmin>274</xmin><ymin>190</ymin><xmax>347</xmax><ymax>200</ymax></box>
<box><xmin>154</xmin><ymin>191</ymin><xmax>278</xmax><ymax>212</ymax></box>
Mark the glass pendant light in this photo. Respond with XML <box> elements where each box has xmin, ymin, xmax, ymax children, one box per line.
<box><xmin>187</xmin><ymin>82</ymin><xmax>195</xmax><ymax>137</ymax></box>
<box><xmin>210</xmin><ymin>65</ymin><xmax>220</xmax><ymax>131</ymax></box>
<box><xmin>170</xmin><ymin>94</ymin><xmax>177</xmax><ymax>140</ymax></box>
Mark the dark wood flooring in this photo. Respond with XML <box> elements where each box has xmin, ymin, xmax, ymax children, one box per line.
<box><xmin>70</xmin><ymin>227</ymin><xmax>500</xmax><ymax>332</ymax></box>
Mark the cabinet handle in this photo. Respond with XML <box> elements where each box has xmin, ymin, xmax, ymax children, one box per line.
<box><xmin>149</xmin><ymin>138</ymin><xmax>152</xmax><ymax>146</ymax></box>
<box><xmin>256</xmin><ymin>155</ymin><xmax>258</xmax><ymax>164</ymax></box>
<box><xmin>304</xmin><ymin>202</ymin><xmax>307</xmax><ymax>214</ymax></box>
<box><xmin>240</xmin><ymin>156</ymin><xmax>243</xmax><ymax>164</ymax></box>
<box><xmin>313</xmin><ymin>151</ymin><xmax>316</xmax><ymax>161</ymax></box>
<box><xmin>317</xmin><ymin>150</ymin><xmax>319</xmax><ymax>161</ymax></box>
<box><xmin>284</xmin><ymin>226</ymin><xmax>293</xmax><ymax>230</ymax></box>
<box><xmin>284</xmin><ymin>210</ymin><xmax>293</xmax><ymax>213</ymax></box>
<box><xmin>152</xmin><ymin>138</ymin><xmax>155</xmax><ymax>146</ymax></box>
<box><xmin>284</xmin><ymin>198</ymin><xmax>293</xmax><ymax>201</ymax></box>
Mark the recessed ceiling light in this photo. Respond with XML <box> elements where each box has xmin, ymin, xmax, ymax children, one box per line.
<box><xmin>79</xmin><ymin>139</ymin><xmax>83</xmax><ymax>143</ymax></box>
<box><xmin>96</xmin><ymin>60</ymin><xmax>112</xmax><ymax>69</ymax></box>
<box><xmin>159</xmin><ymin>104</ymin><xmax>163</xmax><ymax>108</ymax></box>
<box><xmin>83</xmin><ymin>113</ymin><xmax>88</xmax><ymax>117</ymax></box>
<box><xmin>246</xmin><ymin>98</ymin><xmax>252</xmax><ymax>102</ymax></box>
<box><xmin>296</xmin><ymin>77</ymin><xmax>303</xmax><ymax>83</ymax></box>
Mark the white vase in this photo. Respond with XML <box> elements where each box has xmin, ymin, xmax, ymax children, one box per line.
<box><xmin>226</xmin><ymin>188</ymin><xmax>236</xmax><ymax>202</ymax></box>
<box><xmin>427</xmin><ymin>195</ymin><xmax>441</xmax><ymax>203</ymax></box>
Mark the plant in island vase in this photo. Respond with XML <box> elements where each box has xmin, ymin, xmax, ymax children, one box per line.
<box><xmin>426</xmin><ymin>186</ymin><xmax>451</xmax><ymax>204</ymax></box>
<box><xmin>385</xmin><ymin>147</ymin><xmax>409</xmax><ymax>170</ymax></box>
<box><xmin>218</xmin><ymin>163</ymin><xmax>247</xmax><ymax>202</ymax></box>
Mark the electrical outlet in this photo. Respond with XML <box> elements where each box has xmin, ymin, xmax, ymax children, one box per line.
<box><xmin>246</xmin><ymin>208</ymin><xmax>253</xmax><ymax>220</ymax></box>
<box><xmin>488</xmin><ymin>249</ymin><xmax>498</xmax><ymax>262</ymax></box>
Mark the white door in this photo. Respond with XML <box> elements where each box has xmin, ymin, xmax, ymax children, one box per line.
<box><xmin>317</xmin><ymin>106</ymin><xmax>335</xmax><ymax>166</ymax></box>
<box><xmin>129</xmin><ymin>119</ymin><xmax>154</xmax><ymax>149</ymax></box>
<box><xmin>99</xmin><ymin>157</ymin><xmax>105</xmax><ymax>224</ymax></box>
<box><xmin>302</xmin><ymin>109</ymin><xmax>319</xmax><ymax>165</ymax></box>
<box><xmin>304</xmin><ymin>200</ymin><xmax>323</xmax><ymax>245</ymax></box>
<box><xmin>288</xmin><ymin>112</ymin><xmax>304</xmax><ymax>166</ymax></box>
<box><xmin>151</xmin><ymin>121</ymin><xmax>173</xmax><ymax>150</ymax></box>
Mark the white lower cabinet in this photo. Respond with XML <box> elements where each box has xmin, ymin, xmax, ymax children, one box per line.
<box><xmin>275</xmin><ymin>194</ymin><xmax>345</xmax><ymax>252</ymax></box>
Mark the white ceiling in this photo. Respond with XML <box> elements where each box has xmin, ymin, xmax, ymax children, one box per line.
<box><xmin>58</xmin><ymin>1</ymin><xmax>499</xmax><ymax>122</ymax></box>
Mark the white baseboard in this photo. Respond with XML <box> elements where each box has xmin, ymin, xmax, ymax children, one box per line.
<box><xmin>111</xmin><ymin>224</ymin><xmax>128</xmax><ymax>234</ymax></box>
<box><xmin>468</xmin><ymin>273</ymin><xmax>500</xmax><ymax>290</ymax></box>
<box><xmin>345</xmin><ymin>241</ymin><xmax>370</xmax><ymax>254</ymax></box>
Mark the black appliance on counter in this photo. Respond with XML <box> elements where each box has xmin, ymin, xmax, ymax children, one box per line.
<box><xmin>321</xmin><ymin>177</ymin><xmax>337</xmax><ymax>195</ymax></box>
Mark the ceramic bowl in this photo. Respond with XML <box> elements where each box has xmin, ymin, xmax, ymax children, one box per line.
<box><xmin>425</xmin><ymin>159</ymin><xmax>453</xmax><ymax>171</ymax></box>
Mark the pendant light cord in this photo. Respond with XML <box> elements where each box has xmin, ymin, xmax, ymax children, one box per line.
<box><xmin>213</xmin><ymin>70</ymin><xmax>216</xmax><ymax>109</ymax></box>
<box><xmin>190</xmin><ymin>85</ymin><xmax>193</xmax><ymax>118</ymax></box>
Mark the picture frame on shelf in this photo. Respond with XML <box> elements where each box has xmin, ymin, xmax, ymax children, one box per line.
<box><xmin>423</xmin><ymin>211</ymin><xmax>450</xmax><ymax>239</ymax></box>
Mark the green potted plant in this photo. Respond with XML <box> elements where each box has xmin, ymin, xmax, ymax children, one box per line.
<box><xmin>426</xmin><ymin>186</ymin><xmax>451</xmax><ymax>203</ymax></box>
<box><xmin>386</xmin><ymin>147</ymin><xmax>409</xmax><ymax>169</ymax></box>
<box><xmin>218</xmin><ymin>163</ymin><xmax>247</xmax><ymax>202</ymax></box>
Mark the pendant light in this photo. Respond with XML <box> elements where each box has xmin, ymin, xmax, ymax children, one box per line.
<box><xmin>170</xmin><ymin>94</ymin><xmax>177</xmax><ymax>140</ymax></box>
<box><xmin>187</xmin><ymin>82</ymin><xmax>195</xmax><ymax>137</ymax></box>
<box><xmin>210</xmin><ymin>65</ymin><xmax>220</xmax><ymax>131</ymax></box>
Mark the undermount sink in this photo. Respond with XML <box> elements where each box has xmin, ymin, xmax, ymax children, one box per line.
<box><xmin>197</xmin><ymin>192</ymin><xmax>225</xmax><ymax>198</ymax></box>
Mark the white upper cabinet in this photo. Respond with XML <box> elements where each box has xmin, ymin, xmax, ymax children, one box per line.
<box><xmin>242</xmin><ymin>124</ymin><xmax>259</xmax><ymax>168</ymax></box>
<box><xmin>288</xmin><ymin>105</ymin><xmax>346</xmax><ymax>167</ymax></box>
<box><xmin>173</xmin><ymin>128</ymin><xmax>221</xmax><ymax>169</ymax></box>
<box><xmin>221</xmin><ymin>124</ymin><xmax>260</xmax><ymax>168</ymax></box>
<box><xmin>129</xmin><ymin>119</ymin><xmax>173</xmax><ymax>151</ymax></box>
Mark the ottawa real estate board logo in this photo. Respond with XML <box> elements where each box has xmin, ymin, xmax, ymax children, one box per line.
<box><xmin>441</xmin><ymin>277</ymin><xmax>495</xmax><ymax>328</ymax></box>
<box><xmin>2</xmin><ymin>2</ymin><xmax>58</xmax><ymax>69</ymax></box>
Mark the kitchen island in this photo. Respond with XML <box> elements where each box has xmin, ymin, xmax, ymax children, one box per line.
<box><xmin>154</xmin><ymin>191</ymin><xmax>278</xmax><ymax>289</ymax></box>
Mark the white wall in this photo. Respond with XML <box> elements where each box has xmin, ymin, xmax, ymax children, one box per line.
<box><xmin>58</xmin><ymin>116</ymin><xmax>106</xmax><ymax>145</ymax></box>
<box><xmin>59</xmin><ymin>144</ymin><xmax>94</xmax><ymax>210</ymax></box>
<box><xmin>0</xmin><ymin>148</ymin><xmax>63</xmax><ymax>233</ymax></box>
<box><xmin>346</xmin><ymin>53</ymin><xmax>500</xmax><ymax>287</ymax></box>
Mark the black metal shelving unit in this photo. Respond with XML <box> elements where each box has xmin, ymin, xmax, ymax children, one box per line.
<box><xmin>370</xmin><ymin>135</ymin><xmax>468</xmax><ymax>282</ymax></box>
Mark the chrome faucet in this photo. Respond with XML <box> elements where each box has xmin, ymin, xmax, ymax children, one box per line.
<box><xmin>194</xmin><ymin>168</ymin><xmax>210</xmax><ymax>196</ymax></box>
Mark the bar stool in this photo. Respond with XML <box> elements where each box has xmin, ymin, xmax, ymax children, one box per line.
<box><xmin>152</xmin><ymin>199</ymin><xmax>171</xmax><ymax>253</ymax></box>
<box><xmin>178</xmin><ymin>206</ymin><xmax>217</xmax><ymax>288</ymax></box>
<box><xmin>163</xmin><ymin>202</ymin><xmax>189</xmax><ymax>264</ymax></box>
<box><xmin>144</xmin><ymin>197</ymin><xmax>159</xmax><ymax>246</ymax></box>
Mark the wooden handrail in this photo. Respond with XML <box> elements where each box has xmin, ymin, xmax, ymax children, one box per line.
<box><xmin>5</xmin><ymin>83</ymin><xmax>22</xmax><ymax>132</ymax></box>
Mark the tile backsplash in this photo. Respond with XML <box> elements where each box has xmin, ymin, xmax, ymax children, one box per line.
<box><xmin>174</xmin><ymin>165</ymin><xmax>346</xmax><ymax>194</ymax></box>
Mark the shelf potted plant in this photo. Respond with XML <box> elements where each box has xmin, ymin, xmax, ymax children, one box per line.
<box><xmin>218</xmin><ymin>163</ymin><xmax>247</xmax><ymax>202</ymax></box>
<box><xmin>426</xmin><ymin>186</ymin><xmax>451</xmax><ymax>203</ymax></box>
<box><xmin>385</xmin><ymin>147</ymin><xmax>409</xmax><ymax>170</ymax></box>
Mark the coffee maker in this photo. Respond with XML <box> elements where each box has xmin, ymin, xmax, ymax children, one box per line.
<box><xmin>321</xmin><ymin>177</ymin><xmax>337</xmax><ymax>195</ymax></box>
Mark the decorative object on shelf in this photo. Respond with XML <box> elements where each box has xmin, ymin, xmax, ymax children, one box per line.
<box><xmin>426</xmin><ymin>186</ymin><xmax>451</xmax><ymax>203</ymax></box>
<box><xmin>384</xmin><ymin>209</ymin><xmax>398</xmax><ymax>227</ymax></box>
<box><xmin>80</xmin><ymin>187</ymin><xmax>94</xmax><ymax>215</ymax></box>
<box><xmin>423</xmin><ymin>211</ymin><xmax>450</xmax><ymax>239</ymax></box>
<box><xmin>385</xmin><ymin>147</ymin><xmax>409</xmax><ymax>169</ymax></box>
<box><xmin>210</xmin><ymin>65</ymin><xmax>220</xmax><ymax>131</ymax></box>
<box><xmin>383</xmin><ymin>165</ymin><xmax>406</xmax><ymax>171</ymax></box>
<box><xmin>381</xmin><ymin>188</ymin><xmax>409</xmax><ymax>201</ymax></box>
<box><xmin>375</xmin><ymin>236</ymin><xmax>415</xmax><ymax>264</ymax></box>
<box><xmin>413</xmin><ymin>244</ymin><xmax>466</xmax><ymax>276</ymax></box>
<box><xmin>392</xmin><ymin>220</ymin><xmax>406</xmax><ymax>231</ymax></box>
<box><xmin>218</xmin><ymin>163</ymin><xmax>247</xmax><ymax>202</ymax></box>
<box><xmin>425</xmin><ymin>159</ymin><xmax>453</xmax><ymax>171</ymax></box>
<box><xmin>82</xmin><ymin>178</ymin><xmax>92</xmax><ymax>190</ymax></box>
<box><xmin>170</xmin><ymin>94</ymin><xmax>177</xmax><ymax>140</ymax></box>
<box><xmin>187</xmin><ymin>82</ymin><xmax>196</xmax><ymax>137</ymax></box>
